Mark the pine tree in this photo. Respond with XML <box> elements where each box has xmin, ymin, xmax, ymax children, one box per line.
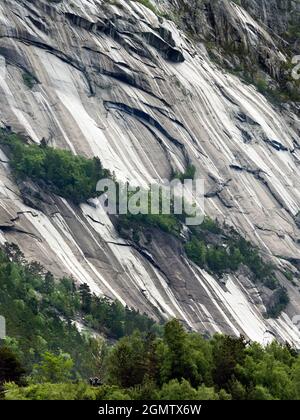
<box><xmin>0</xmin><ymin>346</ymin><xmax>25</xmax><ymax>389</ymax></box>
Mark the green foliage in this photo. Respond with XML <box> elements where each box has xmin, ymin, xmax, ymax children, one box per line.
<box><xmin>236</xmin><ymin>340</ymin><xmax>299</xmax><ymax>400</ymax></box>
<box><xmin>157</xmin><ymin>379</ymin><xmax>219</xmax><ymax>400</ymax></box>
<box><xmin>118</xmin><ymin>212</ymin><xmax>181</xmax><ymax>237</ymax></box>
<box><xmin>105</xmin><ymin>331</ymin><xmax>157</xmax><ymax>388</ymax></box>
<box><xmin>211</xmin><ymin>334</ymin><xmax>247</xmax><ymax>389</ymax></box>
<box><xmin>199</xmin><ymin>217</ymin><xmax>221</xmax><ymax>234</ymax></box>
<box><xmin>116</xmin><ymin>185</ymin><xmax>286</xmax><ymax>315</ymax></box>
<box><xmin>133</xmin><ymin>0</ymin><xmax>159</xmax><ymax>15</ymax></box>
<box><xmin>31</xmin><ymin>352</ymin><xmax>74</xmax><ymax>384</ymax></box>
<box><xmin>0</xmin><ymin>346</ymin><xmax>25</xmax><ymax>390</ymax></box>
<box><xmin>4</xmin><ymin>381</ymin><xmax>134</xmax><ymax>400</ymax></box>
<box><xmin>4</xmin><ymin>319</ymin><xmax>300</xmax><ymax>400</ymax></box>
<box><xmin>117</xmin><ymin>186</ymin><xmax>182</xmax><ymax>237</ymax></box>
<box><xmin>172</xmin><ymin>164</ymin><xmax>196</xmax><ymax>182</ymax></box>
<box><xmin>185</xmin><ymin>238</ymin><xmax>207</xmax><ymax>268</ymax></box>
<box><xmin>0</xmin><ymin>129</ymin><xmax>281</xmax><ymax>301</ymax></box>
<box><xmin>161</xmin><ymin>319</ymin><xmax>199</xmax><ymax>385</ymax></box>
<box><xmin>185</xmin><ymin>222</ymin><xmax>282</xmax><ymax>302</ymax></box>
<box><xmin>101</xmin><ymin>319</ymin><xmax>300</xmax><ymax>401</ymax></box>
<box><xmin>185</xmin><ymin>237</ymin><xmax>243</xmax><ymax>274</ymax></box>
<box><xmin>95</xmin><ymin>384</ymin><xmax>131</xmax><ymax>400</ymax></box>
<box><xmin>0</xmin><ymin>244</ymin><xmax>158</xmax><ymax>378</ymax></box>
<box><xmin>4</xmin><ymin>381</ymin><xmax>98</xmax><ymax>400</ymax></box>
<box><xmin>185</xmin><ymin>233</ymin><xmax>255</xmax><ymax>277</ymax></box>
<box><xmin>283</xmin><ymin>270</ymin><xmax>296</xmax><ymax>286</ymax></box>
<box><xmin>0</xmin><ymin>130</ymin><xmax>111</xmax><ymax>204</ymax></box>
<box><xmin>119</xmin><ymin>190</ymin><xmax>279</xmax><ymax>301</ymax></box>
<box><xmin>0</xmin><ymin>131</ymin><xmax>181</xmax><ymax>235</ymax></box>
<box><xmin>22</xmin><ymin>73</ymin><xmax>36</xmax><ymax>89</ymax></box>
<box><xmin>266</xmin><ymin>287</ymin><xmax>290</xmax><ymax>319</ymax></box>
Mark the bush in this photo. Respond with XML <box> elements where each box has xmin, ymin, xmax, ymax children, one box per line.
<box><xmin>172</xmin><ymin>164</ymin><xmax>196</xmax><ymax>183</ymax></box>
<box><xmin>4</xmin><ymin>382</ymin><xmax>97</xmax><ymax>400</ymax></box>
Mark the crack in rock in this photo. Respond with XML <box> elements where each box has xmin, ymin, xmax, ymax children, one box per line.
<box><xmin>0</xmin><ymin>224</ymin><xmax>42</xmax><ymax>241</ymax></box>
<box><xmin>103</xmin><ymin>100</ymin><xmax>190</xmax><ymax>161</ymax></box>
<box><xmin>10</xmin><ymin>211</ymin><xmax>39</xmax><ymax>222</ymax></box>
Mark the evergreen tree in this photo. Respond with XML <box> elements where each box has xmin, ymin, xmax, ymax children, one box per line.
<box><xmin>79</xmin><ymin>283</ymin><xmax>92</xmax><ymax>313</ymax></box>
<box><xmin>212</xmin><ymin>335</ymin><xmax>247</xmax><ymax>390</ymax></box>
<box><xmin>0</xmin><ymin>346</ymin><xmax>25</xmax><ymax>389</ymax></box>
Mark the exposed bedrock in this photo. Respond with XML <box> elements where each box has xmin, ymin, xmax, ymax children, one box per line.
<box><xmin>0</xmin><ymin>0</ymin><xmax>299</xmax><ymax>345</ymax></box>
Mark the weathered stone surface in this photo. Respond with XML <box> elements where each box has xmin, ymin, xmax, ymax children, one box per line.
<box><xmin>0</xmin><ymin>0</ymin><xmax>299</xmax><ymax>345</ymax></box>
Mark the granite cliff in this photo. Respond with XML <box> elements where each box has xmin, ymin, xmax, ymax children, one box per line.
<box><xmin>0</xmin><ymin>0</ymin><xmax>300</xmax><ymax>345</ymax></box>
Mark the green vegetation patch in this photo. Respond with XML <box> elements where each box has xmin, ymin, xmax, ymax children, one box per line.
<box><xmin>0</xmin><ymin>243</ymin><xmax>158</xmax><ymax>379</ymax></box>
<box><xmin>22</xmin><ymin>73</ymin><xmax>36</xmax><ymax>90</ymax></box>
<box><xmin>2</xmin><ymin>319</ymin><xmax>300</xmax><ymax>400</ymax></box>
<box><xmin>0</xmin><ymin>130</ymin><xmax>111</xmax><ymax>204</ymax></box>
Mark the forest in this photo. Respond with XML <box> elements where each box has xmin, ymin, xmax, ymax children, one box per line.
<box><xmin>0</xmin><ymin>243</ymin><xmax>300</xmax><ymax>400</ymax></box>
<box><xmin>0</xmin><ymin>130</ymin><xmax>296</xmax><ymax>399</ymax></box>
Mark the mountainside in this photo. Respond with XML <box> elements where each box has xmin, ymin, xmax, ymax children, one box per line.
<box><xmin>0</xmin><ymin>0</ymin><xmax>300</xmax><ymax>345</ymax></box>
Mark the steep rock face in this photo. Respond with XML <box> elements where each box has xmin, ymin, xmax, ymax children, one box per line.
<box><xmin>167</xmin><ymin>0</ymin><xmax>300</xmax><ymax>99</ymax></box>
<box><xmin>0</xmin><ymin>0</ymin><xmax>300</xmax><ymax>345</ymax></box>
<box><xmin>240</xmin><ymin>0</ymin><xmax>300</xmax><ymax>44</ymax></box>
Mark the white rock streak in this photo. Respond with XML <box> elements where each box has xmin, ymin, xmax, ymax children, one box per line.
<box><xmin>0</xmin><ymin>0</ymin><xmax>299</xmax><ymax>345</ymax></box>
